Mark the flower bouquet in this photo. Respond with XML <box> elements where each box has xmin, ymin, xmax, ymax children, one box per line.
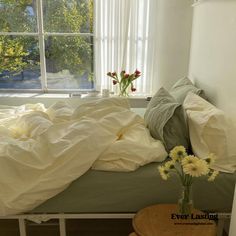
<box><xmin>158</xmin><ymin>146</ymin><xmax>219</xmax><ymax>214</ymax></box>
<box><xmin>107</xmin><ymin>69</ymin><xmax>141</xmax><ymax>97</ymax></box>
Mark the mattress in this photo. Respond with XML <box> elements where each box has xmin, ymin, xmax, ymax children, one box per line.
<box><xmin>31</xmin><ymin>162</ymin><xmax>236</xmax><ymax>214</ymax></box>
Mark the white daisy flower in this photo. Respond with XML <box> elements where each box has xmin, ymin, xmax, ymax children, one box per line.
<box><xmin>169</xmin><ymin>146</ymin><xmax>187</xmax><ymax>161</ymax></box>
<box><xmin>208</xmin><ymin>170</ymin><xmax>219</xmax><ymax>182</ymax></box>
<box><xmin>204</xmin><ymin>153</ymin><xmax>216</xmax><ymax>166</ymax></box>
<box><xmin>181</xmin><ymin>155</ymin><xmax>199</xmax><ymax>166</ymax></box>
<box><xmin>183</xmin><ymin>159</ymin><xmax>209</xmax><ymax>177</ymax></box>
<box><xmin>158</xmin><ymin>166</ymin><xmax>170</xmax><ymax>180</ymax></box>
<box><xmin>165</xmin><ymin>160</ymin><xmax>176</xmax><ymax>170</ymax></box>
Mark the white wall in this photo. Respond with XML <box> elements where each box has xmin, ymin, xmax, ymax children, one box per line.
<box><xmin>189</xmin><ymin>0</ymin><xmax>236</xmax><ymax>117</ymax></box>
<box><xmin>154</xmin><ymin>0</ymin><xmax>193</xmax><ymax>90</ymax></box>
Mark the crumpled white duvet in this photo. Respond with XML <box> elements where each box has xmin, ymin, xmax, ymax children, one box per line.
<box><xmin>0</xmin><ymin>97</ymin><xmax>167</xmax><ymax>216</ymax></box>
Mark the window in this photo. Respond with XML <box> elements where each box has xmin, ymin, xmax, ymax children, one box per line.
<box><xmin>0</xmin><ymin>0</ymin><xmax>158</xmax><ymax>96</ymax></box>
<box><xmin>0</xmin><ymin>0</ymin><xmax>94</xmax><ymax>92</ymax></box>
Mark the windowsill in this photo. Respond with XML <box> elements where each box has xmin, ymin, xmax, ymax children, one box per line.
<box><xmin>0</xmin><ymin>92</ymin><xmax>148</xmax><ymax>99</ymax></box>
<box><xmin>0</xmin><ymin>93</ymin><xmax>71</xmax><ymax>98</ymax></box>
<box><xmin>0</xmin><ymin>93</ymin><xmax>150</xmax><ymax>108</ymax></box>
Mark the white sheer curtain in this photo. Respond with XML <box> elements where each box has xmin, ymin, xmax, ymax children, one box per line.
<box><xmin>94</xmin><ymin>0</ymin><xmax>158</xmax><ymax>95</ymax></box>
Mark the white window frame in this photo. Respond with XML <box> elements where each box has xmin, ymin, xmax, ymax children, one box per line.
<box><xmin>0</xmin><ymin>0</ymin><xmax>94</xmax><ymax>94</ymax></box>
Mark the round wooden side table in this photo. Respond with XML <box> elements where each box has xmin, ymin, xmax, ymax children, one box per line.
<box><xmin>129</xmin><ymin>233</ymin><xmax>138</xmax><ymax>236</ymax></box>
<box><xmin>132</xmin><ymin>204</ymin><xmax>216</xmax><ymax>236</ymax></box>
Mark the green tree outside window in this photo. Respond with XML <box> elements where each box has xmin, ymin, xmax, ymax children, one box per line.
<box><xmin>0</xmin><ymin>0</ymin><xmax>93</xmax><ymax>89</ymax></box>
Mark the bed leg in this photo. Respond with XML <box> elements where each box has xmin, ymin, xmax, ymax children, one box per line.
<box><xmin>19</xmin><ymin>218</ymin><xmax>27</xmax><ymax>236</ymax></box>
<box><xmin>217</xmin><ymin>218</ymin><xmax>225</xmax><ymax>236</ymax></box>
<box><xmin>59</xmin><ymin>218</ymin><xmax>66</xmax><ymax>236</ymax></box>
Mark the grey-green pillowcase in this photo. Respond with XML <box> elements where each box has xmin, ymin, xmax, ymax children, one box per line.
<box><xmin>170</xmin><ymin>77</ymin><xmax>206</xmax><ymax>104</ymax></box>
<box><xmin>144</xmin><ymin>87</ymin><xmax>190</xmax><ymax>152</ymax></box>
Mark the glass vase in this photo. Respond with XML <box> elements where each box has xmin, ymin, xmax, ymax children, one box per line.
<box><xmin>118</xmin><ymin>83</ymin><xmax>130</xmax><ymax>97</ymax></box>
<box><xmin>178</xmin><ymin>185</ymin><xmax>193</xmax><ymax>215</ymax></box>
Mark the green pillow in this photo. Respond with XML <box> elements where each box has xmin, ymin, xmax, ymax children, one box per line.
<box><xmin>144</xmin><ymin>87</ymin><xmax>190</xmax><ymax>152</ymax></box>
<box><xmin>170</xmin><ymin>77</ymin><xmax>206</xmax><ymax>104</ymax></box>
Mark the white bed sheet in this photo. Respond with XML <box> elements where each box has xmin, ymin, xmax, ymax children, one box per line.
<box><xmin>0</xmin><ymin>97</ymin><xmax>167</xmax><ymax>216</ymax></box>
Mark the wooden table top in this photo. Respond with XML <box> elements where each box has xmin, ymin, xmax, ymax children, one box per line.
<box><xmin>133</xmin><ymin>204</ymin><xmax>216</xmax><ymax>236</ymax></box>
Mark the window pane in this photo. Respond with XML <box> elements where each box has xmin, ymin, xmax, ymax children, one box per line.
<box><xmin>45</xmin><ymin>36</ymin><xmax>94</xmax><ymax>89</ymax></box>
<box><xmin>0</xmin><ymin>0</ymin><xmax>37</xmax><ymax>32</ymax></box>
<box><xmin>43</xmin><ymin>0</ymin><xmax>93</xmax><ymax>33</ymax></box>
<box><xmin>0</xmin><ymin>36</ymin><xmax>41</xmax><ymax>89</ymax></box>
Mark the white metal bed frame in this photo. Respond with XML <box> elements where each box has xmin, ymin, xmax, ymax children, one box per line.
<box><xmin>0</xmin><ymin>212</ymin><xmax>231</xmax><ymax>236</ymax></box>
<box><xmin>0</xmin><ymin>213</ymin><xmax>135</xmax><ymax>236</ymax></box>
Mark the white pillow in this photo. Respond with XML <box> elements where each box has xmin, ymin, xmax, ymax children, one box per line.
<box><xmin>183</xmin><ymin>92</ymin><xmax>236</xmax><ymax>173</ymax></box>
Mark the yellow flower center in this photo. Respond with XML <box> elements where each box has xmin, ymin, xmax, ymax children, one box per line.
<box><xmin>177</xmin><ymin>151</ymin><xmax>183</xmax><ymax>156</ymax></box>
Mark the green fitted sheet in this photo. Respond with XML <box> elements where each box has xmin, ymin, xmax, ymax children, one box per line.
<box><xmin>31</xmin><ymin>162</ymin><xmax>236</xmax><ymax>214</ymax></box>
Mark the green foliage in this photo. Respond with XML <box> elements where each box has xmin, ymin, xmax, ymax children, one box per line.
<box><xmin>0</xmin><ymin>35</ymin><xmax>39</xmax><ymax>76</ymax></box>
<box><xmin>44</xmin><ymin>0</ymin><xmax>93</xmax><ymax>76</ymax></box>
<box><xmin>45</xmin><ymin>35</ymin><xmax>92</xmax><ymax>75</ymax></box>
<box><xmin>0</xmin><ymin>36</ymin><xmax>28</xmax><ymax>73</ymax></box>
<box><xmin>0</xmin><ymin>0</ymin><xmax>37</xmax><ymax>32</ymax></box>
<box><xmin>88</xmin><ymin>0</ymin><xmax>93</xmax><ymax>33</ymax></box>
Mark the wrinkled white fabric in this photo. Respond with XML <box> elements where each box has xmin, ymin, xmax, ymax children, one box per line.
<box><xmin>183</xmin><ymin>93</ymin><xmax>236</xmax><ymax>173</ymax></box>
<box><xmin>0</xmin><ymin>97</ymin><xmax>167</xmax><ymax>215</ymax></box>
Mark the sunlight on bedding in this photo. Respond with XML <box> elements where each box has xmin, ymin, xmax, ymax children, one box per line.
<box><xmin>0</xmin><ymin>97</ymin><xmax>167</xmax><ymax>216</ymax></box>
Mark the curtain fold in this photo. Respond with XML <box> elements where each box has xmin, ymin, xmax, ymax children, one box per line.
<box><xmin>94</xmin><ymin>0</ymin><xmax>158</xmax><ymax>95</ymax></box>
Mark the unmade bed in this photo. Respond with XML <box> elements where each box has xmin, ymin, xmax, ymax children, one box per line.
<box><xmin>0</xmin><ymin>96</ymin><xmax>235</xmax><ymax>236</ymax></box>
